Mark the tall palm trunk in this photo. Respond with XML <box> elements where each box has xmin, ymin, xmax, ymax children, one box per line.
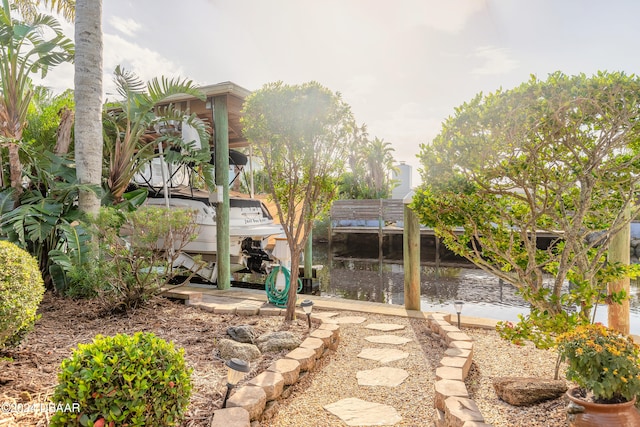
<box><xmin>74</xmin><ymin>0</ymin><xmax>103</xmax><ymax>215</ymax></box>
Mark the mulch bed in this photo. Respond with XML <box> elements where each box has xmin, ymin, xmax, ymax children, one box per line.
<box><xmin>0</xmin><ymin>292</ymin><xmax>310</xmax><ymax>427</ymax></box>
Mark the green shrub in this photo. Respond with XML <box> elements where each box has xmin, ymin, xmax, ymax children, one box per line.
<box><xmin>0</xmin><ymin>240</ymin><xmax>45</xmax><ymax>349</ymax></box>
<box><xmin>67</xmin><ymin>206</ymin><xmax>201</xmax><ymax>311</ymax></box>
<box><xmin>50</xmin><ymin>332</ymin><xmax>192</xmax><ymax>427</ymax></box>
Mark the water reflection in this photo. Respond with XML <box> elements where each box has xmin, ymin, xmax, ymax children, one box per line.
<box><xmin>313</xmin><ymin>242</ymin><xmax>640</xmax><ymax>334</ymax></box>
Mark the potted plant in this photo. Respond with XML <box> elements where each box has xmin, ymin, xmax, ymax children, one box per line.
<box><xmin>557</xmin><ymin>323</ymin><xmax>640</xmax><ymax>426</ymax></box>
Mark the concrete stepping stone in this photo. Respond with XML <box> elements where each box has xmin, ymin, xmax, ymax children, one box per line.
<box><xmin>357</xmin><ymin>367</ymin><xmax>409</xmax><ymax>387</ymax></box>
<box><xmin>365</xmin><ymin>323</ymin><xmax>406</xmax><ymax>332</ymax></box>
<box><xmin>365</xmin><ymin>335</ymin><xmax>412</xmax><ymax>345</ymax></box>
<box><xmin>334</xmin><ymin>316</ymin><xmax>367</xmax><ymax>324</ymax></box>
<box><xmin>357</xmin><ymin>348</ymin><xmax>409</xmax><ymax>364</ymax></box>
<box><xmin>324</xmin><ymin>398</ymin><xmax>402</xmax><ymax>426</ymax></box>
<box><xmin>312</xmin><ymin>311</ymin><xmax>339</xmax><ymax>319</ymax></box>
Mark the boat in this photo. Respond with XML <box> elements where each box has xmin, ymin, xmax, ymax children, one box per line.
<box><xmin>131</xmin><ymin>124</ymin><xmax>285</xmax><ymax>284</ymax></box>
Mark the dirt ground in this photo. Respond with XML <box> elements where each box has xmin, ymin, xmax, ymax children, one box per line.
<box><xmin>0</xmin><ymin>292</ymin><xmax>310</xmax><ymax>427</ymax></box>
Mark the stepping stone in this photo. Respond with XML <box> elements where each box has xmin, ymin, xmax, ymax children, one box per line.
<box><xmin>324</xmin><ymin>398</ymin><xmax>402</xmax><ymax>426</ymax></box>
<box><xmin>357</xmin><ymin>348</ymin><xmax>409</xmax><ymax>364</ymax></box>
<box><xmin>365</xmin><ymin>335</ymin><xmax>412</xmax><ymax>345</ymax></box>
<box><xmin>334</xmin><ymin>316</ymin><xmax>367</xmax><ymax>324</ymax></box>
<box><xmin>365</xmin><ymin>323</ymin><xmax>406</xmax><ymax>332</ymax></box>
<box><xmin>357</xmin><ymin>367</ymin><xmax>409</xmax><ymax>387</ymax></box>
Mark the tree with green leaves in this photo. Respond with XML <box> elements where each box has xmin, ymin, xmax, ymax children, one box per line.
<box><xmin>0</xmin><ymin>0</ymin><xmax>74</xmax><ymax>203</ymax></box>
<box><xmin>242</xmin><ymin>81</ymin><xmax>355</xmax><ymax>321</ymax></box>
<box><xmin>411</xmin><ymin>71</ymin><xmax>640</xmax><ymax>347</ymax></box>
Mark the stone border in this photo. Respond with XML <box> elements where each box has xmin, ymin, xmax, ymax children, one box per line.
<box><xmin>172</xmin><ymin>290</ymin><xmax>340</xmax><ymax>427</ymax></box>
<box><xmin>427</xmin><ymin>312</ymin><xmax>493</xmax><ymax>427</ymax></box>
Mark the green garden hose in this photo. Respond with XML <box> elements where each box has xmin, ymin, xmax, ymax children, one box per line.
<box><xmin>265</xmin><ymin>266</ymin><xmax>303</xmax><ymax>308</ymax></box>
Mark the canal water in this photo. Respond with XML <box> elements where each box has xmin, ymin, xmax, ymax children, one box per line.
<box><xmin>312</xmin><ymin>242</ymin><xmax>640</xmax><ymax>334</ymax></box>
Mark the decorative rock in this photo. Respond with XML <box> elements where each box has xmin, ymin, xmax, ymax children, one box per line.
<box><xmin>440</xmin><ymin>356</ymin><xmax>473</xmax><ymax>378</ymax></box>
<box><xmin>444</xmin><ymin>396</ymin><xmax>484</xmax><ymax>427</ymax></box>
<box><xmin>324</xmin><ymin>398</ymin><xmax>402</xmax><ymax>426</ymax></box>
<box><xmin>445</xmin><ymin>347</ymin><xmax>472</xmax><ymax>358</ymax></box>
<box><xmin>310</xmin><ymin>329</ymin><xmax>333</xmax><ymax>347</ymax></box>
<box><xmin>450</xmin><ymin>341</ymin><xmax>473</xmax><ymax>350</ymax></box>
<box><xmin>357</xmin><ymin>348</ymin><xmax>409</xmax><ymax>364</ymax></box>
<box><xmin>446</xmin><ymin>332</ymin><xmax>472</xmax><ymax>345</ymax></box>
<box><xmin>365</xmin><ymin>323</ymin><xmax>406</xmax><ymax>332</ymax></box>
<box><xmin>434</xmin><ymin>379</ymin><xmax>469</xmax><ymax>411</ymax></box>
<box><xmin>227</xmin><ymin>325</ymin><xmax>257</xmax><ymax>344</ymax></box>
<box><xmin>218</xmin><ymin>338</ymin><xmax>261</xmax><ymax>361</ymax></box>
<box><xmin>493</xmin><ymin>377</ymin><xmax>568</xmax><ymax>406</ymax></box>
<box><xmin>256</xmin><ymin>331</ymin><xmax>301</xmax><ymax>353</ymax></box>
<box><xmin>436</xmin><ymin>366</ymin><xmax>464</xmax><ymax>381</ymax></box>
<box><xmin>365</xmin><ymin>335</ymin><xmax>412</xmax><ymax>345</ymax></box>
<box><xmin>299</xmin><ymin>337</ymin><xmax>325</xmax><ymax>358</ymax></box>
<box><xmin>247</xmin><ymin>371</ymin><xmax>285</xmax><ymax>401</ymax></box>
<box><xmin>356</xmin><ymin>367</ymin><xmax>408</xmax><ymax>387</ymax></box>
<box><xmin>225</xmin><ymin>385</ymin><xmax>267</xmax><ymax>421</ymax></box>
<box><xmin>334</xmin><ymin>316</ymin><xmax>367</xmax><ymax>324</ymax></box>
<box><xmin>285</xmin><ymin>347</ymin><xmax>316</xmax><ymax>371</ymax></box>
<box><xmin>210</xmin><ymin>407</ymin><xmax>250</xmax><ymax>427</ymax></box>
<box><xmin>267</xmin><ymin>358</ymin><xmax>300</xmax><ymax>385</ymax></box>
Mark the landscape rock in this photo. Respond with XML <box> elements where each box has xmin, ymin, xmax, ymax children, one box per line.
<box><xmin>227</xmin><ymin>325</ymin><xmax>257</xmax><ymax>344</ymax></box>
<box><xmin>218</xmin><ymin>338</ymin><xmax>261</xmax><ymax>361</ymax></box>
<box><xmin>256</xmin><ymin>331</ymin><xmax>301</xmax><ymax>353</ymax></box>
<box><xmin>493</xmin><ymin>377</ymin><xmax>567</xmax><ymax>406</ymax></box>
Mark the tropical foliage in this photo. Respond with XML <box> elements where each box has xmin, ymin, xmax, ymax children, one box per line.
<box><xmin>0</xmin><ymin>151</ymin><xmax>95</xmax><ymax>290</ymax></box>
<box><xmin>411</xmin><ymin>71</ymin><xmax>640</xmax><ymax>345</ymax></box>
<box><xmin>340</xmin><ymin>123</ymin><xmax>398</xmax><ymax>199</ymax></box>
<box><xmin>71</xmin><ymin>206</ymin><xmax>201</xmax><ymax>310</ymax></box>
<box><xmin>242</xmin><ymin>80</ymin><xmax>355</xmax><ymax>320</ymax></box>
<box><xmin>103</xmin><ymin>66</ymin><xmax>212</xmax><ymax>203</ymax></box>
<box><xmin>0</xmin><ymin>0</ymin><xmax>74</xmax><ymax>200</ymax></box>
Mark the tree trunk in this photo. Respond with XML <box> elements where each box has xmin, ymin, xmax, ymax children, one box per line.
<box><xmin>54</xmin><ymin>107</ymin><xmax>74</xmax><ymax>155</ymax></box>
<box><xmin>608</xmin><ymin>208</ymin><xmax>631</xmax><ymax>334</ymax></box>
<box><xmin>74</xmin><ymin>0</ymin><xmax>103</xmax><ymax>215</ymax></box>
<box><xmin>7</xmin><ymin>142</ymin><xmax>22</xmax><ymax>205</ymax></box>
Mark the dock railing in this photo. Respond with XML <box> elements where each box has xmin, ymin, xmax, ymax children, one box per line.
<box><xmin>329</xmin><ymin>199</ymin><xmax>406</xmax><ymax>262</ymax></box>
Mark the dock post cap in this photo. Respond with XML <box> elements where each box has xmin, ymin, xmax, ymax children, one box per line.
<box><xmin>402</xmin><ymin>190</ymin><xmax>415</xmax><ymax>204</ymax></box>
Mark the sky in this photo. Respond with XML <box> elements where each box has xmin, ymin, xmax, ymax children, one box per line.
<box><xmin>40</xmin><ymin>0</ymin><xmax>640</xmax><ymax>186</ymax></box>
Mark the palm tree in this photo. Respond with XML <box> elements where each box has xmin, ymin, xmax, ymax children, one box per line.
<box><xmin>0</xmin><ymin>0</ymin><xmax>74</xmax><ymax>204</ymax></box>
<box><xmin>364</xmin><ymin>137</ymin><xmax>397</xmax><ymax>198</ymax></box>
<box><xmin>74</xmin><ymin>0</ymin><xmax>103</xmax><ymax>214</ymax></box>
<box><xmin>12</xmin><ymin>0</ymin><xmax>75</xmax><ymax>22</ymax></box>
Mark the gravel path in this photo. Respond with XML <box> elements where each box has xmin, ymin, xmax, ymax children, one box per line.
<box><xmin>267</xmin><ymin>310</ymin><xmax>569</xmax><ymax>426</ymax></box>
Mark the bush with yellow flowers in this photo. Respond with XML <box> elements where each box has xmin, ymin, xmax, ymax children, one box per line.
<box><xmin>557</xmin><ymin>323</ymin><xmax>640</xmax><ymax>403</ymax></box>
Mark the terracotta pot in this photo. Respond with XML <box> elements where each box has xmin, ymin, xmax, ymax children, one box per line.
<box><xmin>566</xmin><ymin>388</ymin><xmax>640</xmax><ymax>426</ymax></box>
